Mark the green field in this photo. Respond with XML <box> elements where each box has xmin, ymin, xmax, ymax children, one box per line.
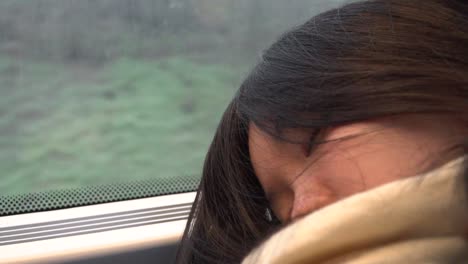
<box><xmin>0</xmin><ymin>56</ymin><xmax>242</xmax><ymax>196</ymax></box>
<box><xmin>0</xmin><ymin>0</ymin><xmax>344</xmax><ymax>198</ymax></box>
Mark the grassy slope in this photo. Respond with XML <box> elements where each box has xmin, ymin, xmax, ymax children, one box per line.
<box><xmin>0</xmin><ymin>56</ymin><xmax>241</xmax><ymax>195</ymax></box>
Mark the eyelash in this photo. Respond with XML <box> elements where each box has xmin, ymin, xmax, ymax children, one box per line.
<box><xmin>304</xmin><ymin>129</ymin><xmax>321</xmax><ymax>157</ymax></box>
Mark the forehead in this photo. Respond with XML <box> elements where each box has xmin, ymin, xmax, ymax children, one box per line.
<box><xmin>248</xmin><ymin>124</ymin><xmax>300</xmax><ymax>163</ymax></box>
<box><xmin>247</xmin><ymin>124</ymin><xmax>309</xmax><ymax>187</ymax></box>
<box><xmin>248</xmin><ymin>124</ymin><xmax>286</xmax><ymax>200</ymax></box>
<box><xmin>248</xmin><ymin>125</ymin><xmax>277</xmax><ymax>161</ymax></box>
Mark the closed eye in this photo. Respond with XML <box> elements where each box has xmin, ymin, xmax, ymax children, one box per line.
<box><xmin>303</xmin><ymin>129</ymin><xmax>321</xmax><ymax>157</ymax></box>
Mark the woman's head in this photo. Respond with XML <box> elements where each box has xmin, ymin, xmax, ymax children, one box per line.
<box><xmin>250</xmin><ymin>114</ymin><xmax>467</xmax><ymax>223</ymax></box>
<box><xmin>177</xmin><ymin>0</ymin><xmax>468</xmax><ymax>263</ymax></box>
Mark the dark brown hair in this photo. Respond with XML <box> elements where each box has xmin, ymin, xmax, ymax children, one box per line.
<box><xmin>176</xmin><ymin>0</ymin><xmax>468</xmax><ymax>263</ymax></box>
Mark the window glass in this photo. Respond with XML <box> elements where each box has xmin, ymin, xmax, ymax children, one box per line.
<box><xmin>0</xmin><ymin>0</ymin><xmax>346</xmax><ymax>213</ymax></box>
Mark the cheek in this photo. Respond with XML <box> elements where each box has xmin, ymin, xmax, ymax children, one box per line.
<box><xmin>282</xmin><ymin>147</ymin><xmax>374</xmax><ymax>221</ymax></box>
<box><xmin>298</xmin><ymin>150</ymin><xmax>369</xmax><ymax>203</ymax></box>
<box><xmin>308</xmin><ymin>136</ymin><xmax>414</xmax><ymax>198</ymax></box>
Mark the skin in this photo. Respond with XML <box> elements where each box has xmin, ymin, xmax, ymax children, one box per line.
<box><xmin>249</xmin><ymin>114</ymin><xmax>467</xmax><ymax>224</ymax></box>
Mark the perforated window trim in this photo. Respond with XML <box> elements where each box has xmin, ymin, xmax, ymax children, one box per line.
<box><xmin>0</xmin><ymin>175</ymin><xmax>200</xmax><ymax>216</ymax></box>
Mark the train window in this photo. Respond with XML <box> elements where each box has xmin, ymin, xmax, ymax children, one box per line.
<box><xmin>0</xmin><ymin>0</ymin><xmax>347</xmax><ymax>216</ymax></box>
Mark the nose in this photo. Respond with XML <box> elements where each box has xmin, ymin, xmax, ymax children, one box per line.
<box><xmin>289</xmin><ymin>185</ymin><xmax>335</xmax><ymax>221</ymax></box>
<box><xmin>290</xmin><ymin>194</ymin><xmax>318</xmax><ymax>221</ymax></box>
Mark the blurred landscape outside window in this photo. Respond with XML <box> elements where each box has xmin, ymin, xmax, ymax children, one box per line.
<box><xmin>0</xmin><ymin>0</ymin><xmax>345</xmax><ymax>203</ymax></box>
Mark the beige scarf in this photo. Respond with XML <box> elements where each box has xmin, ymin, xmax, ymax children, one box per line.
<box><xmin>242</xmin><ymin>157</ymin><xmax>468</xmax><ymax>264</ymax></box>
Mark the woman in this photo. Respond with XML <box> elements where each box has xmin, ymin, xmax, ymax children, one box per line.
<box><xmin>176</xmin><ymin>0</ymin><xmax>468</xmax><ymax>263</ymax></box>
